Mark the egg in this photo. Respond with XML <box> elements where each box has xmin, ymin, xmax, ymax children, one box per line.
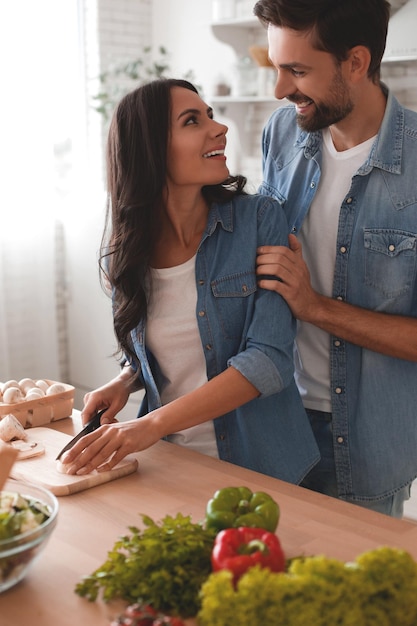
<box><xmin>3</xmin><ymin>386</ymin><xmax>24</xmax><ymax>404</ymax></box>
<box><xmin>35</xmin><ymin>379</ymin><xmax>50</xmax><ymax>393</ymax></box>
<box><xmin>46</xmin><ymin>383</ymin><xmax>67</xmax><ymax>395</ymax></box>
<box><xmin>19</xmin><ymin>378</ymin><xmax>36</xmax><ymax>393</ymax></box>
<box><xmin>25</xmin><ymin>388</ymin><xmax>45</xmax><ymax>401</ymax></box>
<box><xmin>1</xmin><ymin>380</ymin><xmax>20</xmax><ymax>394</ymax></box>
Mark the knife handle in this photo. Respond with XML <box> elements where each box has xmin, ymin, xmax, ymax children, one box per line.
<box><xmin>55</xmin><ymin>408</ymin><xmax>108</xmax><ymax>460</ymax></box>
<box><xmin>84</xmin><ymin>408</ymin><xmax>107</xmax><ymax>432</ymax></box>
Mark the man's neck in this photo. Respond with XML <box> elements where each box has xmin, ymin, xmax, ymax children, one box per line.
<box><xmin>329</xmin><ymin>84</ymin><xmax>387</xmax><ymax>152</ymax></box>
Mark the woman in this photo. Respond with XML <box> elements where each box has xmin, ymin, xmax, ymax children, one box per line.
<box><xmin>61</xmin><ymin>78</ymin><xmax>319</xmax><ymax>481</ymax></box>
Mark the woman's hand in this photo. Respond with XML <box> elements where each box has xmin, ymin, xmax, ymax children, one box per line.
<box><xmin>60</xmin><ymin>366</ymin><xmax>147</xmax><ymax>474</ymax></box>
<box><xmin>60</xmin><ymin>414</ymin><xmax>159</xmax><ymax>475</ymax></box>
<box><xmin>80</xmin><ymin>366</ymin><xmax>139</xmax><ymax>426</ymax></box>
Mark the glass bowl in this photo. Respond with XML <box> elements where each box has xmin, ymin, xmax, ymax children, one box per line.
<box><xmin>0</xmin><ymin>478</ymin><xmax>59</xmax><ymax>593</ymax></box>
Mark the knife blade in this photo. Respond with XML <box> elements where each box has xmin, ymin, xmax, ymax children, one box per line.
<box><xmin>55</xmin><ymin>409</ymin><xmax>107</xmax><ymax>461</ymax></box>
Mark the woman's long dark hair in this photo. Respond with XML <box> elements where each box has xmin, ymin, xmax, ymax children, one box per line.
<box><xmin>100</xmin><ymin>78</ymin><xmax>246</xmax><ymax>368</ymax></box>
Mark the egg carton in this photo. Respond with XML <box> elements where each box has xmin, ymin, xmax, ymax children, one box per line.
<box><xmin>0</xmin><ymin>380</ymin><xmax>74</xmax><ymax>429</ymax></box>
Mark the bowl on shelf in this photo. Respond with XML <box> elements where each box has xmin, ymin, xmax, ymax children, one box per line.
<box><xmin>0</xmin><ymin>478</ymin><xmax>59</xmax><ymax>593</ymax></box>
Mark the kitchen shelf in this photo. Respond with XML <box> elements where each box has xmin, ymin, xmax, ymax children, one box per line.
<box><xmin>211</xmin><ymin>17</ymin><xmax>266</xmax><ymax>57</ymax></box>
<box><xmin>210</xmin><ymin>95</ymin><xmax>276</xmax><ymax>104</ymax></box>
<box><xmin>211</xmin><ymin>16</ymin><xmax>259</xmax><ymax>27</ymax></box>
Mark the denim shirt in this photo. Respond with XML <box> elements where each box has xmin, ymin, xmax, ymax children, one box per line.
<box><xmin>129</xmin><ymin>194</ymin><xmax>320</xmax><ymax>484</ymax></box>
<box><xmin>259</xmin><ymin>88</ymin><xmax>417</xmax><ymax>502</ymax></box>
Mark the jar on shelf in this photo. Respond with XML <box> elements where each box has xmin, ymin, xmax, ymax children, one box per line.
<box><xmin>257</xmin><ymin>66</ymin><xmax>276</xmax><ymax>97</ymax></box>
<box><xmin>232</xmin><ymin>56</ymin><xmax>257</xmax><ymax>97</ymax></box>
<box><xmin>214</xmin><ymin>75</ymin><xmax>232</xmax><ymax>96</ymax></box>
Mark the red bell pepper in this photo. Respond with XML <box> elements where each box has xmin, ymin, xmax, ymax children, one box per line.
<box><xmin>211</xmin><ymin>526</ymin><xmax>286</xmax><ymax>583</ymax></box>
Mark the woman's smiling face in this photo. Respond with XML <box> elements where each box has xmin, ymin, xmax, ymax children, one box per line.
<box><xmin>166</xmin><ymin>86</ymin><xmax>229</xmax><ymax>189</ymax></box>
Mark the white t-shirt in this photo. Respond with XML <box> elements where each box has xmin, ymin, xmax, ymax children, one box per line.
<box><xmin>296</xmin><ymin>128</ymin><xmax>375</xmax><ymax>412</ymax></box>
<box><xmin>146</xmin><ymin>255</ymin><xmax>219</xmax><ymax>457</ymax></box>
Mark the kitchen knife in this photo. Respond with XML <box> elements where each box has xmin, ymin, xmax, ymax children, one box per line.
<box><xmin>55</xmin><ymin>409</ymin><xmax>107</xmax><ymax>460</ymax></box>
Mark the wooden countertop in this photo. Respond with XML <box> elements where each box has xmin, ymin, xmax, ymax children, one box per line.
<box><xmin>1</xmin><ymin>412</ymin><xmax>417</xmax><ymax>624</ymax></box>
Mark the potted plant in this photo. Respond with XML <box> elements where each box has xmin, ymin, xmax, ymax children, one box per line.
<box><xmin>92</xmin><ymin>45</ymin><xmax>200</xmax><ymax>120</ymax></box>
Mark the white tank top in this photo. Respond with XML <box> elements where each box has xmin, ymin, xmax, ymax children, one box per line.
<box><xmin>296</xmin><ymin>128</ymin><xmax>375</xmax><ymax>411</ymax></box>
<box><xmin>146</xmin><ymin>255</ymin><xmax>219</xmax><ymax>457</ymax></box>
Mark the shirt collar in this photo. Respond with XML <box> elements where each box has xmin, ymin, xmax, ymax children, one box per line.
<box><xmin>365</xmin><ymin>86</ymin><xmax>403</xmax><ymax>175</ymax></box>
<box><xmin>205</xmin><ymin>200</ymin><xmax>234</xmax><ymax>235</ymax></box>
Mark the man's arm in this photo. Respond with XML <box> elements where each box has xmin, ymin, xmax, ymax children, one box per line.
<box><xmin>257</xmin><ymin>234</ymin><xmax>417</xmax><ymax>361</ymax></box>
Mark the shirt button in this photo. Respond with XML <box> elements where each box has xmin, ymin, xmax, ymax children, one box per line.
<box><xmin>334</xmin><ymin>340</ymin><xmax>341</xmax><ymax>347</ymax></box>
<box><xmin>198</xmin><ymin>310</ymin><xmax>205</xmax><ymax>317</ymax></box>
<box><xmin>337</xmin><ymin>436</ymin><xmax>344</xmax><ymax>444</ymax></box>
<box><xmin>198</xmin><ymin>279</ymin><xmax>205</xmax><ymax>285</ymax></box>
<box><xmin>310</xmin><ymin>181</ymin><xmax>316</xmax><ymax>189</ymax></box>
<box><xmin>340</xmin><ymin>246</ymin><xmax>347</xmax><ymax>253</ymax></box>
<box><xmin>388</xmin><ymin>244</ymin><xmax>395</xmax><ymax>252</ymax></box>
<box><xmin>336</xmin><ymin>296</ymin><xmax>343</xmax><ymax>301</ymax></box>
<box><xmin>219</xmin><ymin>434</ymin><xmax>225</xmax><ymax>441</ymax></box>
<box><xmin>205</xmin><ymin>344</ymin><xmax>212</xmax><ymax>351</ymax></box>
<box><xmin>335</xmin><ymin>387</ymin><xmax>342</xmax><ymax>394</ymax></box>
<box><xmin>346</xmin><ymin>197</ymin><xmax>353</xmax><ymax>204</ymax></box>
<box><xmin>242</xmin><ymin>284</ymin><xmax>248</xmax><ymax>293</ymax></box>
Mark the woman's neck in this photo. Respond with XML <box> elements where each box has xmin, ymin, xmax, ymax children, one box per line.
<box><xmin>151</xmin><ymin>192</ymin><xmax>209</xmax><ymax>269</ymax></box>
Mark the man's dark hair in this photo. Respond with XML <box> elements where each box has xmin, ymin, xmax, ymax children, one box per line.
<box><xmin>253</xmin><ymin>0</ymin><xmax>391</xmax><ymax>82</ymax></box>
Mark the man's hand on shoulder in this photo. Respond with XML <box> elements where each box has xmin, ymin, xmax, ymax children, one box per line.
<box><xmin>256</xmin><ymin>234</ymin><xmax>324</xmax><ymax>322</ymax></box>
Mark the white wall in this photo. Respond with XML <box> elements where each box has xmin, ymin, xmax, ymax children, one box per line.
<box><xmin>151</xmin><ymin>0</ymin><xmax>236</xmax><ymax>100</ymax></box>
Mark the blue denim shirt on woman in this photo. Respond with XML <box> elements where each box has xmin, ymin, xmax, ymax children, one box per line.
<box><xmin>129</xmin><ymin>193</ymin><xmax>320</xmax><ymax>484</ymax></box>
<box><xmin>259</xmin><ymin>87</ymin><xmax>417</xmax><ymax>503</ymax></box>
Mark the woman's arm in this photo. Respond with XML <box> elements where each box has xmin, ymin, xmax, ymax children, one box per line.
<box><xmin>60</xmin><ymin>366</ymin><xmax>259</xmax><ymax>474</ymax></box>
<box><xmin>63</xmin><ymin>197</ymin><xmax>296</xmax><ymax>474</ymax></box>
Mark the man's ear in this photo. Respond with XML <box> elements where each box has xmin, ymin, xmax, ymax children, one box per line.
<box><xmin>347</xmin><ymin>45</ymin><xmax>371</xmax><ymax>83</ymax></box>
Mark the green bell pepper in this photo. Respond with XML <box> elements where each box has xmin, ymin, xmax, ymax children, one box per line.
<box><xmin>205</xmin><ymin>486</ymin><xmax>280</xmax><ymax>533</ymax></box>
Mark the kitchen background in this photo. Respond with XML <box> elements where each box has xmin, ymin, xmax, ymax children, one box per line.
<box><xmin>1</xmin><ymin>0</ymin><xmax>416</xmax><ymax>516</ymax></box>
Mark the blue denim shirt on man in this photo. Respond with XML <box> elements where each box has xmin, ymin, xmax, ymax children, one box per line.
<box><xmin>258</xmin><ymin>87</ymin><xmax>417</xmax><ymax>503</ymax></box>
<box><xmin>128</xmin><ymin>193</ymin><xmax>319</xmax><ymax>484</ymax></box>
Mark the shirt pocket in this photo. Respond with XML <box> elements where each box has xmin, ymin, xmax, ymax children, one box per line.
<box><xmin>211</xmin><ymin>270</ymin><xmax>257</xmax><ymax>340</ymax></box>
<box><xmin>364</xmin><ymin>229</ymin><xmax>417</xmax><ymax>300</ymax></box>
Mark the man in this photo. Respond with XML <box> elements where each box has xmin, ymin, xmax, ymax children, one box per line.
<box><xmin>254</xmin><ymin>0</ymin><xmax>417</xmax><ymax>517</ymax></box>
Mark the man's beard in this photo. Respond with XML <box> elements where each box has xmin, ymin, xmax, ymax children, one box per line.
<box><xmin>294</xmin><ymin>68</ymin><xmax>354</xmax><ymax>132</ymax></box>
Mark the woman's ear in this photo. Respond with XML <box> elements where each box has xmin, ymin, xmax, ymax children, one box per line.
<box><xmin>347</xmin><ymin>45</ymin><xmax>371</xmax><ymax>83</ymax></box>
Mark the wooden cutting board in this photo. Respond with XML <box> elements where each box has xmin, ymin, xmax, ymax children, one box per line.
<box><xmin>10</xmin><ymin>427</ymin><xmax>138</xmax><ymax>496</ymax></box>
